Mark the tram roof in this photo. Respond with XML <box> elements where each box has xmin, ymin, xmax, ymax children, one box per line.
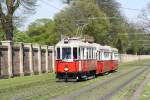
<box><xmin>55</xmin><ymin>38</ymin><xmax>95</xmax><ymax>48</ymax></box>
<box><xmin>55</xmin><ymin>38</ymin><xmax>118</xmax><ymax>52</ymax></box>
<box><xmin>111</xmin><ymin>48</ymin><xmax>118</xmax><ymax>52</ymax></box>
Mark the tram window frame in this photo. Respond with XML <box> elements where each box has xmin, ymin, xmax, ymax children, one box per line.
<box><xmin>111</xmin><ymin>52</ymin><xmax>113</xmax><ymax>59</ymax></box>
<box><xmin>96</xmin><ymin>51</ymin><xmax>99</xmax><ymax>60</ymax></box>
<box><xmin>89</xmin><ymin>48</ymin><xmax>91</xmax><ymax>59</ymax></box>
<box><xmin>90</xmin><ymin>49</ymin><xmax>91</xmax><ymax>59</ymax></box>
<box><xmin>57</xmin><ymin>47</ymin><xmax>60</xmax><ymax>59</ymax></box>
<box><xmin>92</xmin><ymin>48</ymin><xmax>93</xmax><ymax>59</ymax></box>
<box><xmin>79</xmin><ymin>48</ymin><xmax>80</xmax><ymax>59</ymax></box>
<box><xmin>94</xmin><ymin>48</ymin><xmax>97</xmax><ymax>59</ymax></box>
<box><xmin>80</xmin><ymin>48</ymin><xmax>84</xmax><ymax>60</ymax></box>
<box><xmin>86</xmin><ymin>48</ymin><xmax>88</xmax><ymax>60</ymax></box>
<box><xmin>83</xmin><ymin>48</ymin><xmax>85</xmax><ymax>59</ymax></box>
<box><xmin>99</xmin><ymin>51</ymin><xmax>101</xmax><ymax>60</ymax></box>
<box><xmin>73</xmin><ymin>47</ymin><xmax>78</xmax><ymax>60</ymax></box>
<box><xmin>88</xmin><ymin>48</ymin><xmax>90</xmax><ymax>59</ymax></box>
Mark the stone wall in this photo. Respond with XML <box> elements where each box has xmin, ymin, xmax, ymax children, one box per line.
<box><xmin>0</xmin><ymin>41</ymin><xmax>149</xmax><ymax>78</ymax></box>
<box><xmin>0</xmin><ymin>41</ymin><xmax>55</xmax><ymax>78</ymax></box>
<box><xmin>120</xmin><ymin>54</ymin><xmax>150</xmax><ymax>63</ymax></box>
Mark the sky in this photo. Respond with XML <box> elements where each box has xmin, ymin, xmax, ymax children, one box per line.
<box><xmin>22</xmin><ymin>0</ymin><xmax>150</xmax><ymax>30</ymax></box>
<box><xmin>118</xmin><ymin>0</ymin><xmax>149</xmax><ymax>19</ymax></box>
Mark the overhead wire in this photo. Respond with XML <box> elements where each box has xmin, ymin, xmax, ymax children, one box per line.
<box><xmin>38</xmin><ymin>0</ymin><xmax>150</xmax><ymax>21</ymax></box>
<box><xmin>38</xmin><ymin>0</ymin><xmax>150</xmax><ymax>47</ymax></box>
<box><xmin>39</xmin><ymin>0</ymin><xmax>65</xmax><ymax>12</ymax></box>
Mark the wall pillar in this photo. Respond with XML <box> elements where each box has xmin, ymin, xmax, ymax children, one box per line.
<box><xmin>49</xmin><ymin>46</ymin><xmax>55</xmax><ymax>72</ymax></box>
<box><xmin>1</xmin><ymin>41</ymin><xmax>13</xmax><ymax>77</ymax></box>
<box><xmin>29</xmin><ymin>44</ymin><xmax>34</xmax><ymax>75</ymax></box>
<box><xmin>19</xmin><ymin>43</ymin><xmax>24</xmax><ymax>76</ymax></box>
<box><xmin>38</xmin><ymin>45</ymin><xmax>42</xmax><ymax>74</ymax></box>
<box><xmin>52</xmin><ymin>47</ymin><xmax>55</xmax><ymax>72</ymax></box>
<box><xmin>45</xmin><ymin>46</ymin><xmax>49</xmax><ymax>73</ymax></box>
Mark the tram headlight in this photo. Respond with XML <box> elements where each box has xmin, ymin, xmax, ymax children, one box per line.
<box><xmin>64</xmin><ymin>66</ymin><xmax>69</xmax><ymax>72</ymax></box>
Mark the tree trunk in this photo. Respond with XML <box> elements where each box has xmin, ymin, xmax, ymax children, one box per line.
<box><xmin>5</xmin><ymin>19</ymin><xmax>13</xmax><ymax>41</ymax></box>
<box><xmin>5</xmin><ymin>28</ymin><xmax>13</xmax><ymax>41</ymax></box>
<box><xmin>0</xmin><ymin>0</ymin><xmax>15</xmax><ymax>41</ymax></box>
<box><xmin>1</xmin><ymin>16</ymin><xmax>14</xmax><ymax>41</ymax></box>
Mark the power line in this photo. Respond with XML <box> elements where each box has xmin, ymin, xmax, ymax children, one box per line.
<box><xmin>38</xmin><ymin>1</ymin><xmax>150</xmax><ymax>22</ymax></box>
<box><xmin>68</xmin><ymin>0</ymin><xmax>144</xmax><ymax>12</ymax></box>
<box><xmin>39</xmin><ymin>0</ymin><xmax>150</xmax><ymax>31</ymax></box>
<box><xmin>95</xmin><ymin>1</ymin><xmax>142</xmax><ymax>12</ymax></box>
<box><xmin>40</xmin><ymin>0</ymin><xmax>143</xmax><ymax>12</ymax></box>
<box><xmin>120</xmin><ymin>7</ymin><xmax>142</xmax><ymax>12</ymax></box>
<box><xmin>39</xmin><ymin>0</ymin><xmax>65</xmax><ymax>12</ymax></box>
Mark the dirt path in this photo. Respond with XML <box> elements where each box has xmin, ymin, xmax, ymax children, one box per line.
<box><xmin>51</xmin><ymin>66</ymin><xmax>148</xmax><ymax>100</ymax></box>
<box><xmin>130</xmin><ymin>70</ymin><xmax>150</xmax><ymax>100</ymax></box>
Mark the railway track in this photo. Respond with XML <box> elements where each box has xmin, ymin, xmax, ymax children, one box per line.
<box><xmin>100</xmin><ymin>66</ymin><xmax>149</xmax><ymax>100</ymax></box>
<box><xmin>1</xmin><ymin>62</ymin><xmax>149</xmax><ymax>100</ymax></box>
<box><xmin>52</xmin><ymin>65</ymin><xmax>150</xmax><ymax>100</ymax></box>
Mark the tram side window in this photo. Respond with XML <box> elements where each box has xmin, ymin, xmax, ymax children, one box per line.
<box><xmin>80</xmin><ymin>48</ymin><xmax>84</xmax><ymax>59</ymax></box>
<box><xmin>89</xmin><ymin>48</ymin><xmax>92</xmax><ymax>59</ymax></box>
<box><xmin>82</xmin><ymin>48</ymin><xmax>84</xmax><ymax>59</ymax></box>
<box><xmin>57</xmin><ymin>48</ymin><xmax>60</xmax><ymax>59</ymax></box>
<box><xmin>87</xmin><ymin>48</ymin><xmax>89</xmax><ymax>59</ymax></box>
<box><xmin>62</xmin><ymin>48</ymin><xmax>71</xmax><ymax>59</ymax></box>
<box><xmin>114</xmin><ymin>53</ymin><xmax>118</xmax><ymax>59</ymax></box>
<box><xmin>99</xmin><ymin>51</ymin><xmax>101</xmax><ymax>60</ymax></box>
<box><xmin>79</xmin><ymin>48</ymin><xmax>80</xmax><ymax>59</ymax></box>
<box><xmin>104</xmin><ymin>52</ymin><xmax>109</xmax><ymax>59</ymax></box>
<box><xmin>73</xmin><ymin>48</ymin><xmax>77</xmax><ymax>59</ymax></box>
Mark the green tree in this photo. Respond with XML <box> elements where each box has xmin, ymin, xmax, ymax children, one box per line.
<box><xmin>14</xmin><ymin>28</ymin><xmax>30</xmax><ymax>43</ymax></box>
<box><xmin>26</xmin><ymin>18</ymin><xmax>59</xmax><ymax>45</ymax></box>
<box><xmin>55</xmin><ymin>1</ymin><xmax>111</xmax><ymax>44</ymax></box>
<box><xmin>0</xmin><ymin>0</ymin><xmax>37</xmax><ymax>41</ymax></box>
<box><xmin>62</xmin><ymin>0</ymin><xmax>129</xmax><ymax>53</ymax></box>
<box><xmin>0</xmin><ymin>25</ymin><xmax>5</xmax><ymax>40</ymax></box>
<box><xmin>96</xmin><ymin>0</ymin><xmax>129</xmax><ymax>53</ymax></box>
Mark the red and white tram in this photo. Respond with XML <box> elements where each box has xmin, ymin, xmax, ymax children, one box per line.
<box><xmin>55</xmin><ymin>37</ymin><xmax>119</xmax><ymax>81</ymax></box>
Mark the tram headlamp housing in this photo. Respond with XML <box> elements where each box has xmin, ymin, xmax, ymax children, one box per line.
<box><xmin>64</xmin><ymin>66</ymin><xmax>69</xmax><ymax>72</ymax></box>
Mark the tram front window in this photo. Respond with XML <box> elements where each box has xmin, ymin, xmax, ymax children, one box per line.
<box><xmin>62</xmin><ymin>48</ymin><xmax>71</xmax><ymax>59</ymax></box>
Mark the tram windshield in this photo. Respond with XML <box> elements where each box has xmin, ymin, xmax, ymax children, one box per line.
<box><xmin>62</xmin><ymin>48</ymin><xmax>72</xmax><ymax>60</ymax></box>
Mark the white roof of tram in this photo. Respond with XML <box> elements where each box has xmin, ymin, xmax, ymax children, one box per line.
<box><xmin>111</xmin><ymin>48</ymin><xmax>118</xmax><ymax>52</ymax></box>
<box><xmin>55</xmin><ymin>37</ymin><xmax>118</xmax><ymax>52</ymax></box>
<box><xmin>56</xmin><ymin>38</ymin><xmax>95</xmax><ymax>48</ymax></box>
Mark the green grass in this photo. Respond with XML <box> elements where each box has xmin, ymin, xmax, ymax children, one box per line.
<box><xmin>75</xmin><ymin>65</ymin><xmax>149</xmax><ymax>100</ymax></box>
<box><xmin>111</xmin><ymin>59</ymin><xmax>150</xmax><ymax>100</ymax></box>
<box><xmin>0</xmin><ymin>73</ymin><xmax>55</xmax><ymax>89</ymax></box>
<box><xmin>112</xmin><ymin>68</ymin><xmax>149</xmax><ymax>100</ymax></box>
<box><xmin>0</xmin><ymin>59</ymin><xmax>149</xmax><ymax>100</ymax></box>
<box><xmin>140</xmin><ymin>77</ymin><xmax>150</xmax><ymax>100</ymax></box>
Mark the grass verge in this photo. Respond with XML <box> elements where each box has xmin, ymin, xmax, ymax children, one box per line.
<box><xmin>0</xmin><ymin>59</ymin><xmax>149</xmax><ymax>100</ymax></box>
<box><xmin>139</xmin><ymin>76</ymin><xmax>150</xmax><ymax>100</ymax></box>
